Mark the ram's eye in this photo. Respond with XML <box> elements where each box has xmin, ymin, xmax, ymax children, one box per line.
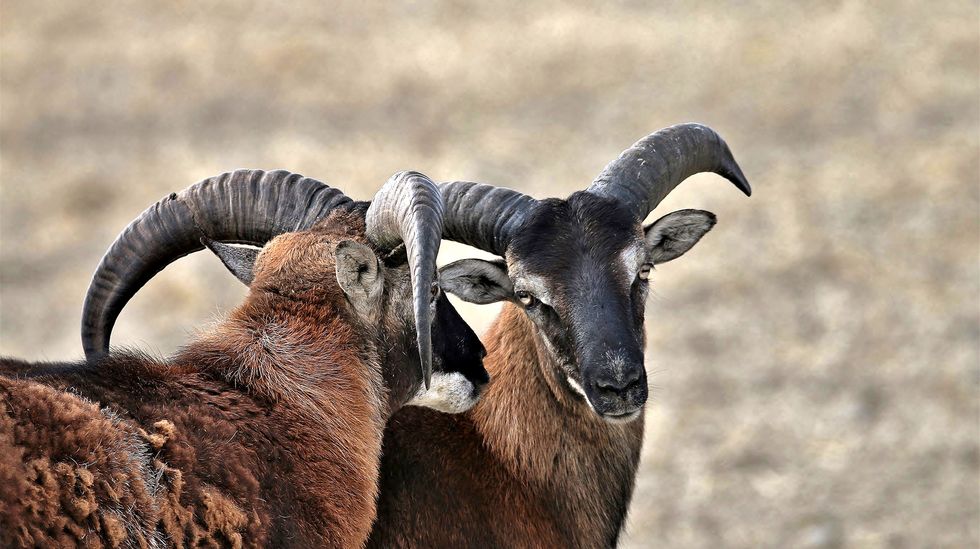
<box><xmin>637</xmin><ymin>264</ymin><xmax>653</xmax><ymax>281</ymax></box>
<box><xmin>430</xmin><ymin>283</ymin><xmax>441</xmax><ymax>303</ymax></box>
<box><xmin>515</xmin><ymin>290</ymin><xmax>536</xmax><ymax>307</ymax></box>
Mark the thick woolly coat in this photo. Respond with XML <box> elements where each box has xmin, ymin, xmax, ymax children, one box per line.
<box><xmin>0</xmin><ymin>221</ymin><xmax>402</xmax><ymax>548</ymax></box>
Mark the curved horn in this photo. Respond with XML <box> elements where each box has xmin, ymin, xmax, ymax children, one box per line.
<box><xmin>587</xmin><ymin>123</ymin><xmax>751</xmax><ymax>221</ymax></box>
<box><xmin>365</xmin><ymin>171</ymin><xmax>448</xmax><ymax>389</ymax></box>
<box><xmin>81</xmin><ymin>169</ymin><xmax>352</xmax><ymax>360</ymax></box>
<box><xmin>439</xmin><ymin>181</ymin><xmax>538</xmax><ymax>256</ymax></box>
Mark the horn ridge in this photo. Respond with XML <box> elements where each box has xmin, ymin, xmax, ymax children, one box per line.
<box><xmin>439</xmin><ymin>181</ymin><xmax>537</xmax><ymax>256</ymax></box>
<box><xmin>365</xmin><ymin>171</ymin><xmax>445</xmax><ymax>388</ymax></box>
<box><xmin>587</xmin><ymin>123</ymin><xmax>751</xmax><ymax>221</ymax></box>
<box><xmin>81</xmin><ymin>169</ymin><xmax>352</xmax><ymax>360</ymax></box>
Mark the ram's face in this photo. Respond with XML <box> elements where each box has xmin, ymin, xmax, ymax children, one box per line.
<box><xmin>439</xmin><ymin>192</ymin><xmax>719</xmax><ymax>423</ymax></box>
<box><xmin>403</xmin><ymin>290</ymin><xmax>488</xmax><ymax>413</ymax></box>
<box><xmin>506</xmin><ymin>195</ymin><xmax>650</xmax><ymax>422</ymax></box>
<box><xmin>381</xmin><ymin>255</ymin><xmax>489</xmax><ymax>414</ymax></box>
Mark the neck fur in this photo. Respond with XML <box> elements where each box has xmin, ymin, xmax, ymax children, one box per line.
<box><xmin>176</xmin><ymin>292</ymin><xmax>423</xmax><ymax>546</ymax></box>
<box><xmin>177</xmin><ymin>294</ymin><xmax>390</xmax><ymax>427</ymax></box>
<box><xmin>471</xmin><ymin>303</ymin><xmax>645</xmax><ymax>543</ymax></box>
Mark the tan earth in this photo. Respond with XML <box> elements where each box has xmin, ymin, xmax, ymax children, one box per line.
<box><xmin>1</xmin><ymin>2</ymin><xmax>977</xmax><ymax>547</ymax></box>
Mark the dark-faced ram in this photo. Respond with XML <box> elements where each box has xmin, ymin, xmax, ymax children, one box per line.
<box><xmin>368</xmin><ymin>123</ymin><xmax>753</xmax><ymax>548</ymax></box>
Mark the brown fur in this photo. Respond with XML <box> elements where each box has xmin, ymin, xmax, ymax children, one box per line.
<box><xmin>369</xmin><ymin>303</ymin><xmax>644</xmax><ymax>548</ymax></box>
<box><xmin>0</xmin><ymin>212</ymin><xmax>437</xmax><ymax>548</ymax></box>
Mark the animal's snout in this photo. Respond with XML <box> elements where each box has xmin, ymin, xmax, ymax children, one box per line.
<box><xmin>581</xmin><ymin>349</ymin><xmax>647</xmax><ymax>421</ymax></box>
<box><xmin>591</xmin><ymin>366</ymin><xmax>642</xmax><ymax>395</ymax></box>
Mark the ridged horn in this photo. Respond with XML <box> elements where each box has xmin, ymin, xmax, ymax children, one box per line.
<box><xmin>438</xmin><ymin>181</ymin><xmax>538</xmax><ymax>256</ymax></box>
<box><xmin>587</xmin><ymin>123</ymin><xmax>751</xmax><ymax>221</ymax></box>
<box><xmin>81</xmin><ymin>169</ymin><xmax>352</xmax><ymax>360</ymax></box>
<box><xmin>365</xmin><ymin>171</ymin><xmax>446</xmax><ymax>389</ymax></box>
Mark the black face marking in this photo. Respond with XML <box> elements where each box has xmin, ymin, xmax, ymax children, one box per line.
<box><xmin>381</xmin><ymin>243</ymin><xmax>408</xmax><ymax>267</ymax></box>
<box><xmin>431</xmin><ymin>293</ymin><xmax>489</xmax><ymax>386</ymax></box>
<box><xmin>507</xmin><ymin>192</ymin><xmax>649</xmax><ymax>418</ymax></box>
<box><xmin>379</xmin><ymin>256</ymin><xmax>488</xmax><ymax>407</ymax></box>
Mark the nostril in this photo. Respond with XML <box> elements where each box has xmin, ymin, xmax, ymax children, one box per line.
<box><xmin>593</xmin><ymin>370</ymin><xmax>643</xmax><ymax>394</ymax></box>
<box><xmin>593</xmin><ymin>378</ymin><xmax>628</xmax><ymax>396</ymax></box>
<box><xmin>595</xmin><ymin>378</ymin><xmax>620</xmax><ymax>391</ymax></box>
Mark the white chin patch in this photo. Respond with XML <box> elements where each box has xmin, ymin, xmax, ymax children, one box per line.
<box><xmin>407</xmin><ymin>372</ymin><xmax>480</xmax><ymax>413</ymax></box>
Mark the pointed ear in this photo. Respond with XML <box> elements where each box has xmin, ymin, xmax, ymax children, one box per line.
<box><xmin>335</xmin><ymin>240</ymin><xmax>383</xmax><ymax>315</ymax></box>
<box><xmin>439</xmin><ymin>258</ymin><xmax>514</xmax><ymax>304</ymax></box>
<box><xmin>201</xmin><ymin>237</ymin><xmax>260</xmax><ymax>285</ymax></box>
<box><xmin>644</xmin><ymin>209</ymin><xmax>717</xmax><ymax>265</ymax></box>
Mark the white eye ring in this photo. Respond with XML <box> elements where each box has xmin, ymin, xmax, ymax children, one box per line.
<box><xmin>637</xmin><ymin>264</ymin><xmax>653</xmax><ymax>280</ymax></box>
<box><xmin>515</xmin><ymin>290</ymin><xmax>536</xmax><ymax>306</ymax></box>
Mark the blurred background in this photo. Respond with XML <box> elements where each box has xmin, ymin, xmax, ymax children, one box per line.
<box><xmin>1</xmin><ymin>1</ymin><xmax>977</xmax><ymax>547</ymax></box>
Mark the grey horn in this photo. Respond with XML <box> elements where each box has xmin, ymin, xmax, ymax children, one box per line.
<box><xmin>81</xmin><ymin>169</ymin><xmax>353</xmax><ymax>361</ymax></box>
<box><xmin>365</xmin><ymin>171</ymin><xmax>447</xmax><ymax>389</ymax></box>
<box><xmin>439</xmin><ymin>181</ymin><xmax>538</xmax><ymax>256</ymax></box>
<box><xmin>587</xmin><ymin>123</ymin><xmax>752</xmax><ymax>221</ymax></box>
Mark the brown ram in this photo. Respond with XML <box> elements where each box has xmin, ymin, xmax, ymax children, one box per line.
<box><xmin>0</xmin><ymin>169</ymin><xmax>488</xmax><ymax>548</ymax></box>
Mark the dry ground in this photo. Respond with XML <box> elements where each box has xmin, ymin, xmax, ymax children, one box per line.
<box><xmin>2</xmin><ymin>2</ymin><xmax>977</xmax><ymax>547</ymax></box>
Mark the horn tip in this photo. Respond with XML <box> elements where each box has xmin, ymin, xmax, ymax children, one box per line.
<box><xmin>721</xmin><ymin>161</ymin><xmax>752</xmax><ymax>197</ymax></box>
<box><xmin>418</xmin><ymin>336</ymin><xmax>433</xmax><ymax>390</ymax></box>
<box><xmin>733</xmin><ymin>172</ymin><xmax>752</xmax><ymax>197</ymax></box>
<box><xmin>738</xmin><ymin>180</ymin><xmax>752</xmax><ymax>197</ymax></box>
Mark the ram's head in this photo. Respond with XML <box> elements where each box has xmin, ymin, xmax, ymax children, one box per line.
<box><xmin>81</xmin><ymin>170</ymin><xmax>489</xmax><ymax>413</ymax></box>
<box><xmin>437</xmin><ymin>124</ymin><xmax>751</xmax><ymax>421</ymax></box>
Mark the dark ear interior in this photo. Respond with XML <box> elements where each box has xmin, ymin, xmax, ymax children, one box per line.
<box><xmin>643</xmin><ymin>209</ymin><xmax>717</xmax><ymax>265</ymax></box>
<box><xmin>202</xmin><ymin>237</ymin><xmax>260</xmax><ymax>286</ymax></box>
<box><xmin>439</xmin><ymin>258</ymin><xmax>514</xmax><ymax>304</ymax></box>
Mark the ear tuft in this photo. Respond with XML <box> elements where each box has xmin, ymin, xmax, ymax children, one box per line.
<box><xmin>202</xmin><ymin>237</ymin><xmax>260</xmax><ymax>286</ymax></box>
<box><xmin>439</xmin><ymin>258</ymin><xmax>514</xmax><ymax>304</ymax></box>
<box><xmin>644</xmin><ymin>209</ymin><xmax>717</xmax><ymax>265</ymax></box>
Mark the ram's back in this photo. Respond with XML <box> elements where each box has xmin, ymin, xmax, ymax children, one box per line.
<box><xmin>0</xmin><ymin>356</ymin><xmax>273</xmax><ymax>548</ymax></box>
